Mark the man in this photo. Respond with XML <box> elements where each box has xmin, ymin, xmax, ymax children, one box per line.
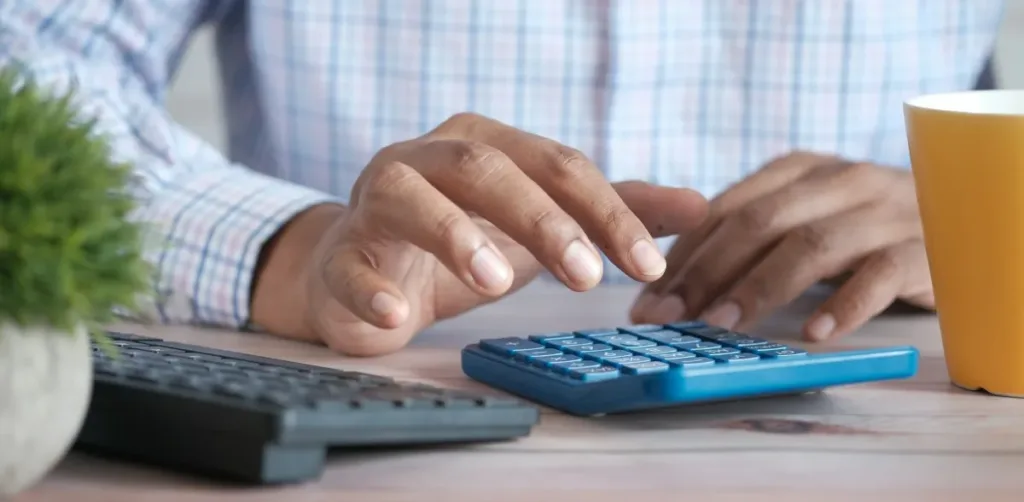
<box><xmin>0</xmin><ymin>1</ymin><xmax>1005</xmax><ymax>356</ymax></box>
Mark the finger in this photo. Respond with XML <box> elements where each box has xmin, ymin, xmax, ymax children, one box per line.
<box><xmin>320</xmin><ymin>244</ymin><xmax>411</xmax><ymax>330</ymax></box>
<box><xmin>641</xmin><ymin>151</ymin><xmax>833</xmax><ymax>297</ymax></box>
<box><xmin>697</xmin><ymin>205</ymin><xmax>922</xmax><ymax>331</ymax></box>
<box><xmin>389</xmin><ymin>139</ymin><xmax>604</xmax><ymax>290</ymax></box>
<box><xmin>668</xmin><ymin>162</ymin><xmax>898</xmax><ymax>316</ymax></box>
<box><xmin>805</xmin><ymin>240</ymin><xmax>931</xmax><ymax>341</ymax></box>
<box><xmin>429</xmin><ymin>113</ymin><xmax>666</xmax><ymax>282</ymax></box>
<box><xmin>612</xmin><ymin>180</ymin><xmax>709</xmax><ymax>238</ymax></box>
<box><xmin>354</xmin><ymin>160</ymin><xmax>515</xmax><ymax>296</ymax></box>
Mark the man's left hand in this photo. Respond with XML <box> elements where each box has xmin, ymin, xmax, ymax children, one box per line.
<box><xmin>630</xmin><ymin>151</ymin><xmax>935</xmax><ymax>341</ymax></box>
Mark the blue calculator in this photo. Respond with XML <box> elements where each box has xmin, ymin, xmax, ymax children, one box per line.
<box><xmin>461</xmin><ymin>321</ymin><xmax>919</xmax><ymax>416</ymax></box>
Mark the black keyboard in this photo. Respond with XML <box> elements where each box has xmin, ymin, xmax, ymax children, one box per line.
<box><xmin>75</xmin><ymin>332</ymin><xmax>540</xmax><ymax>484</ymax></box>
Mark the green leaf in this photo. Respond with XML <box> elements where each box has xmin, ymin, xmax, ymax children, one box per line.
<box><xmin>0</xmin><ymin>66</ymin><xmax>151</xmax><ymax>344</ymax></box>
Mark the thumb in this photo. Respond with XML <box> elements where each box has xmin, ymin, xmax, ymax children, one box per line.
<box><xmin>614</xmin><ymin>180</ymin><xmax>710</xmax><ymax>238</ymax></box>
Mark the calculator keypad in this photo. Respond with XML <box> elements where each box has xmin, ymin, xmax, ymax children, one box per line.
<box><xmin>479</xmin><ymin>322</ymin><xmax>807</xmax><ymax>383</ymax></box>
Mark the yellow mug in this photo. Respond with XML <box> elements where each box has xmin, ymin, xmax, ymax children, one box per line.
<box><xmin>905</xmin><ymin>90</ymin><xmax>1024</xmax><ymax>397</ymax></box>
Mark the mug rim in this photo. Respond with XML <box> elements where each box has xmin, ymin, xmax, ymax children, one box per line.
<box><xmin>905</xmin><ymin>89</ymin><xmax>1024</xmax><ymax>116</ymax></box>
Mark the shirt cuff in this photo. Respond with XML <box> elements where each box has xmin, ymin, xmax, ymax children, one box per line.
<box><xmin>137</xmin><ymin>166</ymin><xmax>341</xmax><ymax>328</ymax></box>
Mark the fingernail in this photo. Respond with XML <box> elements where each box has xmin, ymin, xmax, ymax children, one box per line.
<box><xmin>636</xmin><ymin>295</ymin><xmax>686</xmax><ymax>323</ymax></box>
<box><xmin>806</xmin><ymin>313</ymin><xmax>836</xmax><ymax>341</ymax></box>
<box><xmin>470</xmin><ymin>245</ymin><xmax>511</xmax><ymax>290</ymax></box>
<box><xmin>630</xmin><ymin>239</ymin><xmax>666</xmax><ymax>277</ymax></box>
<box><xmin>562</xmin><ymin>239</ymin><xmax>603</xmax><ymax>286</ymax></box>
<box><xmin>701</xmin><ymin>301</ymin><xmax>741</xmax><ymax>329</ymax></box>
<box><xmin>370</xmin><ymin>291</ymin><xmax>403</xmax><ymax>317</ymax></box>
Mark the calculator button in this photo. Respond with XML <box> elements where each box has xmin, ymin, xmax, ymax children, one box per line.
<box><xmin>545</xmin><ymin>338</ymin><xmax>593</xmax><ymax>349</ymax></box>
<box><xmin>655</xmin><ymin>351</ymin><xmax>697</xmax><ymax>361</ymax></box>
<box><xmin>569</xmin><ymin>366</ymin><xmax>620</xmax><ymax>381</ymax></box>
<box><xmin>567</xmin><ymin>344</ymin><xmax>613</xmax><ymax>354</ymax></box>
<box><xmin>693</xmin><ymin>347</ymin><xmax>740</xmax><ymax>357</ymax></box>
<box><xmin>620</xmin><ymin>361</ymin><xmax>670</xmax><ymax>375</ymax></box>
<box><xmin>515</xmin><ymin>348</ymin><xmax>563</xmax><ymax>361</ymax></box>
<box><xmin>480</xmin><ymin>338</ymin><xmax>545</xmax><ymax>355</ymax></box>
<box><xmin>574</xmin><ymin>328</ymin><xmax>620</xmax><ymax>336</ymax></box>
<box><xmin>606</xmin><ymin>356</ymin><xmax>651</xmax><ymax>366</ymax></box>
<box><xmin>588</xmin><ymin>350</ymin><xmax>633</xmax><ymax>360</ymax></box>
<box><xmin>665</xmin><ymin>321</ymin><xmax>704</xmax><ymax>330</ymax></box>
<box><xmin>750</xmin><ymin>343</ymin><xmax>789</xmax><ymax>354</ymax></box>
<box><xmin>608</xmin><ymin>339</ymin><xmax>657</xmax><ymax>350</ymax></box>
<box><xmin>714</xmin><ymin>353</ymin><xmax>760</xmax><ymax>363</ymax></box>
<box><xmin>619</xmin><ymin>324</ymin><xmax>665</xmax><ymax>333</ymax></box>
<box><xmin>532</xmin><ymin>354</ymin><xmax>582</xmax><ymax>367</ymax></box>
<box><xmin>674</xmin><ymin>357</ymin><xmax>716</xmax><ymax>367</ymax></box>
<box><xmin>635</xmin><ymin>330</ymin><xmax>680</xmax><ymax>341</ymax></box>
<box><xmin>675</xmin><ymin>324</ymin><xmax>729</xmax><ymax>337</ymax></box>
<box><xmin>690</xmin><ymin>342</ymin><xmax>722</xmax><ymax>350</ymax></box>
<box><xmin>721</xmin><ymin>338</ymin><xmax>769</xmax><ymax>347</ymax></box>
<box><xmin>631</xmin><ymin>345</ymin><xmax>678</xmax><ymax>356</ymax></box>
<box><xmin>664</xmin><ymin>336</ymin><xmax>703</xmax><ymax>347</ymax></box>
<box><xmin>551</xmin><ymin>360</ymin><xmax>601</xmax><ymax>373</ymax></box>
<box><xmin>762</xmin><ymin>348</ymin><xmax>807</xmax><ymax>358</ymax></box>
<box><xmin>587</xmin><ymin>333</ymin><xmax>638</xmax><ymax>343</ymax></box>
<box><xmin>527</xmin><ymin>332</ymin><xmax>575</xmax><ymax>342</ymax></box>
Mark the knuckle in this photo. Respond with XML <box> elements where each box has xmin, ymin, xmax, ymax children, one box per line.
<box><xmin>733</xmin><ymin>204</ymin><xmax>779</xmax><ymax>235</ymax></box>
<box><xmin>790</xmin><ymin>224</ymin><xmax>834</xmax><ymax>254</ymax></box>
<box><xmin>362</xmin><ymin>161</ymin><xmax>416</xmax><ymax>198</ymax></box>
<box><xmin>431</xmin><ymin>210</ymin><xmax>466</xmax><ymax>248</ymax></box>
<box><xmin>547</xmin><ymin>144</ymin><xmax>593</xmax><ymax>178</ymax></box>
<box><xmin>434</xmin><ymin>111</ymin><xmax>485</xmax><ymax>134</ymax></box>
<box><xmin>837</xmin><ymin>161</ymin><xmax>880</xmax><ymax>181</ymax></box>
<box><xmin>448</xmin><ymin>141</ymin><xmax>505</xmax><ymax>178</ymax></box>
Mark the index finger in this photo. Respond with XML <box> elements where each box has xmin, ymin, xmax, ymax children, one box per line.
<box><xmin>430</xmin><ymin>113</ymin><xmax>667</xmax><ymax>281</ymax></box>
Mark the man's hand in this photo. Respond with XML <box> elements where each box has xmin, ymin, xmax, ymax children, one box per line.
<box><xmin>630</xmin><ymin>151</ymin><xmax>934</xmax><ymax>341</ymax></box>
<box><xmin>251</xmin><ymin>113</ymin><xmax>709</xmax><ymax>356</ymax></box>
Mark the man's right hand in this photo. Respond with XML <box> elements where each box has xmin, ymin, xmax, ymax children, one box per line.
<box><xmin>251</xmin><ymin>113</ymin><xmax>709</xmax><ymax>356</ymax></box>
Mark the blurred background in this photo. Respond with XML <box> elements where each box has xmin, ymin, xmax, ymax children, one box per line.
<box><xmin>166</xmin><ymin>0</ymin><xmax>1024</xmax><ymax>153</ymax></box>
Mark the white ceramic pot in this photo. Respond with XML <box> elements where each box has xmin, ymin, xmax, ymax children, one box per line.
<box><xmin>0</xmin><ymin>323</ymin><xmax>92</xmax><ymax>497</ymax></box>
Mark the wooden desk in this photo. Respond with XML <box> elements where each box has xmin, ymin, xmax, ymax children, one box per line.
<box><xmin>17</xmin><ymin>282</ymin><xmax>1024</xmax><ymax>502</ymax></box>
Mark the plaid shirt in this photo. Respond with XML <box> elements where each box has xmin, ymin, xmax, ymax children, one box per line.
<box><xmin>0</xmin><ymin>0</ymin><xmax>1006</xmax><ymax>329</ymax></box>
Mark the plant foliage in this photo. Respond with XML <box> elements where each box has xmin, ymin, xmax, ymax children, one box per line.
<box><xmin>0</xmin><ymin>66</ymin><xmax>150</xmax><ymax>337</ymax></box>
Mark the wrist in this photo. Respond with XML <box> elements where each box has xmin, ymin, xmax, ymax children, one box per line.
<box><xmin>250</xmin><ymin>203</ymin><xmax>347</xmax><ymax>338</ymax></box>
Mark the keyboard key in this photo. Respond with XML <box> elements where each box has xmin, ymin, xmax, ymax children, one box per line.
<box><xmin>569</xmin><ymin>366</ymin><xmax>620</xmax><ymax>381</ymax></box>
<box><xmin>589</xmin><ymin>350</ymin><xmax>633</xmax><ymax>360</ymax></box>
<box><xmin>531</xmin><ymin>354</ymin><xmax>581</xmax><ymax>367</ymax></box>
<box><xmin>550</xmin><ymin>360</ymin><xmax>601</xmax><ymax>373</ymax></box>
<box><xmin>620</xmin><ymin>361</ymin><xmax>670</xmax><ymax>375</ymax></box>
<box><xmin>516</xmin><ymin>348</ymin><xmax>563</xmax><ymax>361</ymax></box>
<box><xmin>631</xmin><ymin>345</ymin><xmax>678</xmax><ymax>356</ymax></box>
<box><xmin>545</xmin><ymin>338</ymin><xmax>594</xmax><ymax>349</ymax></box>
<box><xmin>607</xmin><ymin>339</ymin><xmax>657</xmax><ymax>350</ymax></box>
<box><xmin>762</xmin><ymin>348</ymin><xmax>807</xmax><ymax>358</ymax></box>
<box><xmin>480</xmin><ymin>338</ymin><xmax>545</xmax><ymax>355</ymax></box>
<box><xmin>528</xmin><ymin>332</ymin><xmax>575</xmax><ymax>342</ymax></box>
<box><xmin>567</xmin><ymin>344</ymin><xmax>613</xmax><ymax>354</ymax></box>
<box><xmin>693</xmin><ymin>347</ymin><xmax>740</xmax><ymax>357</ymax></box>
<box><xmin>714</xmin><ymin>353</ymin><xmax>760</xmax><ymax>363</ymax></box>
<box><xmin>606</xmin><ymin>356</ymin><xmax>651</xmax><ymax>366</ymax></box>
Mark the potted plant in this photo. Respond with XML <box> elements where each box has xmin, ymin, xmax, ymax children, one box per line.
<box><xmin>0</xmin><ymin>66</ymin><xmax>151</xmax><ymax>496</ymax></box>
